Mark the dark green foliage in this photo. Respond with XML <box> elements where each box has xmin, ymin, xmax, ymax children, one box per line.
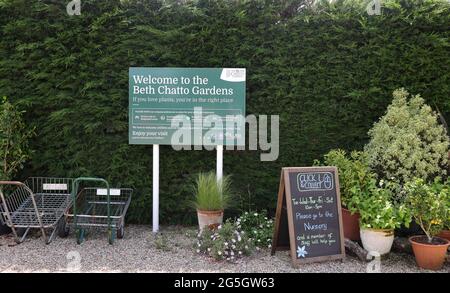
<box><xmin>0</xmin><ymin>0</ymin><xmax>449</xmax><ymax>224</ymax></box>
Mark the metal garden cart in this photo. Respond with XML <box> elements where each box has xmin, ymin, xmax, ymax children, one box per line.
<box><xmin>0</xmin><ymin>177</ymin><xmax>73</xmax><ymax>244</ymax></box>
<box><xmin>63</xmin><ymin>177</ymin><xmax>132</xmax><ymax>244</ymax></box>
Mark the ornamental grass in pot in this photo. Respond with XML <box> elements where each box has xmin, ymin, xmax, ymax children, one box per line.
<box><xmin>358</xmin><ymin>180</ymin><xmax>411</xmax><ymax>256</ymax></box>
<box><xmin>404</xmin><ymin>178</ymin><xmax>450</xmax><ymax>270</ymax></box>
<box><xmin>192</xmin><ymin>172</ymin><xmax>232</xmax><ymax>231</ymax></box>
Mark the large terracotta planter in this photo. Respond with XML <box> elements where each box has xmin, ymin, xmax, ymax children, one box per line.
<box><xmin>360</xmin><ymin>228</ymin><xmax>394</xmax><ymax>255</ymax></box>
<box><xmin>437</xmin><ymin>230</ymin><xmax>450</xmax><ymax>242</ymax></box>
<box><xmin>342</xmin><ymin>208</ymin><xmax>360</xmax><ymax>241</ymax></box>
<box><xmin>409</xmin><ymin>236</ymin><xmax>450</xmax><ymax>270</ymax></box>
<box><xmin>197</xmin><ymin>209</ymin><xmax>223</xmax><ymax>231</ymax></box>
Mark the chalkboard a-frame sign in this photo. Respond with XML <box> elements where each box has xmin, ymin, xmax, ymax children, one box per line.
<box><xmin>271</xmin><ymin>167</ymin><xmax>345</xmax><ymax>266</ymax></box>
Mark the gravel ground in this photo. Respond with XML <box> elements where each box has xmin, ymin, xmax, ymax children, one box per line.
<box><xmin>0</xmin><ymin>225</ymin><xmax>448</xmax><ymax>273</ymax></box>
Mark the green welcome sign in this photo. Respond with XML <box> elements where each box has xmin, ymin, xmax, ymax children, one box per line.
<box><xmin>129</xmin><ymin>67</ymin><xmax>246</xmax><ymax>146</ymax></box>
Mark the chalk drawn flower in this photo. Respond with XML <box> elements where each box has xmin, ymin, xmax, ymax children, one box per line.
<box><xmin>297</xmin><ymin>246</ymin><xmax>308</xmax><ymax>258</ymax></box>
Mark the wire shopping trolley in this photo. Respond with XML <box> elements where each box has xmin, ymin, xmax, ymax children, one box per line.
<box><xmin>0</xmin><ymin>177</ymin><xmax>73</xmax><ymax>244</ymax></box>
<box><xmin>64</xmin><ymin>177</ymin><xmax>132</xmax><ymax>244</ymax></box>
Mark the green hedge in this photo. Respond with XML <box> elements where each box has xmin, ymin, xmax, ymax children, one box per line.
<box><xmin>0</xmin><ymin>0</ymin><xmax>449</xmax><ymax>224</ymax></box>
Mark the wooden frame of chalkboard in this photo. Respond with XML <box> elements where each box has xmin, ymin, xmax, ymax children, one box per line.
<box><xmin>271</xmin><ymin>167</ymin><xmax>345</xmax><ymax>266</ymax></box>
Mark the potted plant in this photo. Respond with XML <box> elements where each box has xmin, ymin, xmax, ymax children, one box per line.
<box><xmin>404</xmin><ymin>178</ymin><xmax>450</xmax><ymax>270</ymax></box>
<box><xmin>358</xmin><ymin>180</ymin><xmax>411</xmax><ymax>255</ymax></box>
<box><xmin>192</xmin><ymin>172</ymin><xmax>231</xmax><ymax>231</ymax></box>
<box><xmin>316</xmin><ymin>149</ymin><xmax>375</xmax><ymax>241</ymax></box>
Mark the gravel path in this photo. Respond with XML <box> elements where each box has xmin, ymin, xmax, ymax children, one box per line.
<box><xmin>0</xmin><ymin>225</ymin><xmax>448</xmax><ymax>273</ymax></box>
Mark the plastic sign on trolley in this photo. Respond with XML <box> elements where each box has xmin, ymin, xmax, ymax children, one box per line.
<box><xmin>128</xmin><ymin>67</ymin><xmax>246</xmax><ymax>232</ymax></box>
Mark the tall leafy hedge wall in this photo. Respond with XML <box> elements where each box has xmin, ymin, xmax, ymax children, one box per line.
<box><xmin>0</xmin><ymin>0</ymin><xmax>449</xmax><ymax>224</ymax></box>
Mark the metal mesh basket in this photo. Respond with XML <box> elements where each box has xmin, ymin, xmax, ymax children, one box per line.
<box><xmin>0</xmin><ymin>177</ymin><xmax>73</xmax><ymax>244</ymax></box>
<box><xmin>64</xmin><ymin>177</ymin><xmax>132</xmax><ymax>245</ymax></box>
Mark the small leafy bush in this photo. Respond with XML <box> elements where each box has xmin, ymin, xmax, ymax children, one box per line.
<box><xmin>358</xmin><ymin>180</ymin><xmax>411</xmax><ymax>230</ymax></box>
<box><xmin>192</xmin><ymin>172</ymin><xmax>232</xmax><ymax>211</ymax></box>
<box><xmin>196</xmin><ymin>221</ymin><xmax>254</xmax><ymax>262</ymax></box>
<box><xmin>404</xmin><ymin>178</ymin><xmax>449</xmax><ymax>242</ymax></box>
<box><xmin>315</xmin><ymin>149</ymin><xmax>376</xmax><ymax>213</ymax></box>
<box><xmin>365</xmin><ymin>88</ymin><xmax>449</xmax><ymax>187</ymax></box>
<box><xmin>0</xmin><ymin>97</ymin><xmax>34</xmax><ymax>180</ymax></box>
<box><xmin>235</xmin><ymin>211</ymin><xmax>274</xmax><ymax>249</ymax></box>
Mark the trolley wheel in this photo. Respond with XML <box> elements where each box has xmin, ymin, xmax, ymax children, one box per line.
<box><xmin>76</xmin><ymin>229</ymin><xmax>85</xmax><ymax>245</ymax></box>
<box><xmin>117</xmin><ymin>226</ymin><xmax>124</xmax><ymax>239</ymax></box>
<box><xmin>108</xmin><ymin>229</ymin><xmax>116</xmax><ymax>245</ymax></box>
<box><xmin>57</xmin><ymin>218</ymin><xmax>70</xmax><ymax>238</ymax></box>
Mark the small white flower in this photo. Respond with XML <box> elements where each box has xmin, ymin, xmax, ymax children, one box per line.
<box><xmin>224</xmin><ymin>242</ymin><xmax>228</xmax><ymax>246</ymax></box>
<box><xmin>268</xmin><ymin>244</ymin><xmax>272</xmax><ymax>248</ymax></box>
<box><xmin>245</xmin><ymin>245</ymin><xmax>249</xmax><ymax>249</ymax></box>
<box><xmin>232</xmin><ymin>245</ymin><xmax>236</xmax><ymax>249</ymax></box>
<box><xmin>238</xmin><ymin>236</ymin><xmax>242</xmax><ymax>242</ymax></box>
<box><xmin>230</xmin><ymin>251</ymin><xmax>234</xmax><ymax>256</ymax></box>
<box><xmin>196</xmin><ymin>249</ymin><xmax>200</xmax><ymax>253</ymax></box>
<box><xmin>218</xmin><ymin>251</ymin><xmax>222</xmax><ymax>255</ymax></box>
<box><xmin>231</xmin><ymin>239</ymin><xmax>236</xmax><ymax>243</ymax></box>
<box><xmin>218</xmin><ymin>225</ymin><xmax>222</xmax><ymax>229</ymax></box>
<box><xmin>254</xmin><ymin>213</ymin><xmax>258</xmax><ymax>216</ymax></box>
<box><xmin>207</xmin><ymin>248</ymin><xmax>211</xmax><ymax>252</ymax></box>
<box><xmin>239</xmin><ymin>251</ymin><xmax>243</xmax><ymax>255</ymax></box>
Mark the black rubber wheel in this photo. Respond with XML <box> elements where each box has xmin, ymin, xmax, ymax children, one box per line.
<box><xmin>108</xmin><ymin>229</ymin><xmax>116</xmax><ymax>245</ymax></box>
<box><xmin>76</xmin><ymin>229</ymin><xmax>85</xmax><ymax>245</ymax></box>
<box><xmin>117</xmin><ymin>226</ymin><xmax>124</xmax><ymax>239</ymax></box>
<box><xmin>57</xmin><ymin>218</ymin><xmax>70</xmax><ymax>238</ymax></box>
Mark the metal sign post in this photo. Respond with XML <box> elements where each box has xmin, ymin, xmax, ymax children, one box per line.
<box><xmin>216</xmin><ymin>144</ymin><xmax>223</xmax><ymax>182</ymax></box>
<box><xmin>152</xmin><ymin>144</ymin><xmax>159</xmax><ymax>233</ymax></box>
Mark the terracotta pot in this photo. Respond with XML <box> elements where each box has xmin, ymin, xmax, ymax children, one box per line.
<box><xmin>437</xmin><ymin>230</ymin><xmax>450</xmax><ymax>242</ymax></box>
<box><xmin>409</xmin><ymin>236</ymin><xmax>450</xmax><ymax>270</ymax></box>
<box><xmin>342</xmin><ymin>208</ymin><xmax>360</xmax><ymax>241</ymax></box>
<box><xmin>360</xmin><ymin>228</ymin><xmax>394</xmax><ymax>255</ymax></box>
<box><xmin>197</xmin><ymin>209</ymin><xmax>223</xmax><ymax>231</ymax></box>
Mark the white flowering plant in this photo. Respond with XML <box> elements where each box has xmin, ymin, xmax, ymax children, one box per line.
<box><xmin>358</xmin><ymin>179</ymin><xmax>411</xmax><ymax>230</ymax></box>
<box><xmin>235</xmin><ymin>211</ymin><xmax>274</xmax><ymax>249</ymax></box>
<box><xmin>196</xmin><ymin>220</ymin><xmax>254</xmax><ymax>262</ymax></box>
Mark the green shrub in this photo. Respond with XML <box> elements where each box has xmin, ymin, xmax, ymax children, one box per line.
<box><xmin>315</xmin><ymin>149</ymin><xmax>376</xmax><ymax>213</ymax></box>
<box><xmin>196</xmin><ymin>221</ymin><xmax>254</xmax><ymax>262</ymax></box>
<box><xmin>404</xmin><ymin>178</ymin><xmax>449</xmax><ymax>242</ymax></box>
<box><xmin>358</xmin><ymin>180</ymin><xmax>411</xmax><ymax>230</ymax></box>
<box><xmin>192</xmin><ymin>172</ymin><xmax>232</xmax><ymax>211</ymax></box>
<box><xmin>365</xmin><ymin>89</ymin><xmax>449</xmax><ymax>186</ymax></box>
<box><xmin>235</xmin><ymin>211</ymin><xmax>274</xmax><ymax>249</ymax></box>
<box><xmin>0</xmin><ymin>97</ymin><xmax>34</xmax><ymax>180</ymax></box>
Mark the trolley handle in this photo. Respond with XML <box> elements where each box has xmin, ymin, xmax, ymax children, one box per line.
<box><xmin>0</xmin><ymin>181</ymin><xmax>34</xmax><ymax>196</ymax></box>
<box><xmin>0</xmin><ymin>181</ymin><xmax>27</xmax><ymax>187</ymax></box>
